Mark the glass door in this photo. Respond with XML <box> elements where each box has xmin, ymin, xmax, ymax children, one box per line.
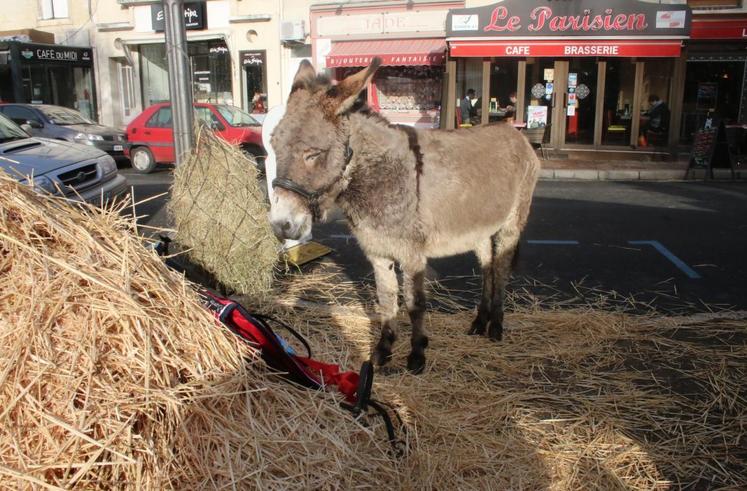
<box><xmin>564</xmin><ymin>58</ymin><xmax>598</xmax><ymax>145</ymax></box>
<box><xmin>523</xmin><ymin>58</ymin><xmax>556</xmax><ymax>142</ymax></box>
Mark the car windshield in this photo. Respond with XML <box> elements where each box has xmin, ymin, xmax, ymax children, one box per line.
<box><xmin>39</xmin><ymin>106</ymin><xmax>93</xmax><ymax>125</ymax></box>
<box><xmin>216</xmin><ymin>105</ymin><xmax>259</xmax><ymax>127</ymax></box>
<box><xmin>0</xmin><ymin>113</ymin><xmax>29</xmax><ymax>142</ymax></box>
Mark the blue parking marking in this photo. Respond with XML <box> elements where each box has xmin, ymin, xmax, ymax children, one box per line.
<box><xmin>527</xmin><ymin>240</ymin><xmax>580</xmax><ymax>245</ymax></box>
<box><xmin>628</xmin><ymin>241</ymin><xmax>702</xmax><ymax>279</ymax></box>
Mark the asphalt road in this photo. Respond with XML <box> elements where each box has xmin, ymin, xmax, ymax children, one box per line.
<box><xmin>120</xmin><ymin>166</ymin><xmax>747</xmax><ymax>314</ymax></box>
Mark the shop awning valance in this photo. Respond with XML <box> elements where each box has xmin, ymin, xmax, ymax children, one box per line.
<box><xmin>691</xmin><ymin>18</ymin><xmax>747</xmax><ymax>40</ymax></box>
<box><xmin>326</xmin><ymin>39</ymin><xmax>446</xmax><ymax>68</ymax></box>
<box><xmin>449</xmin><ymin>40</ymin><xmax>682</xmax><ymax>58</ymax></box>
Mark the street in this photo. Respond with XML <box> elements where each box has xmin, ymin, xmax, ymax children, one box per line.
<box><xmin>121</xmin><ymin>166</ymin><xmax>747</xmax><ymax>314</ymax></box>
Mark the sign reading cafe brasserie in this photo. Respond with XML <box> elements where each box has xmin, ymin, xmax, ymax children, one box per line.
<box><xmin>446</xmin><ymin>0</ymin><xmax>691</xmax><ymax>38</ymax></box>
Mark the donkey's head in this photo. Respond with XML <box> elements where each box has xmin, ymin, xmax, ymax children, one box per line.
<box><xmin>269</xmin><ymin>58</ymin><xmax>380</xmax><ymax>241</ymax></box>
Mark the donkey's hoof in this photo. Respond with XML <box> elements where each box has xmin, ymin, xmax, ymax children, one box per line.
<box><xmin>372</xmin><ymin>347</ymin><xmax>393</xmax><ymax>367</ymax></box>
<box><xmin>488</xmin><ymin>327</ymin><xmax>503</xmax><ymax>342</ymax></box>
<box><xmin>406</xmin><ymin>353</ymin><xmax>426</xmax><ymax>374</ymax></box>
<box><xmin>467</xmin><ymin>323</ymin><xmax>486</xmax><ymax>336</ymax></box>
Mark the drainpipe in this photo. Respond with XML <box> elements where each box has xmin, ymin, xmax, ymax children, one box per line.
<box><xmin>163</xmin><ymin>0</ymin><xmax>194</xmax><ymax>165</ymax></box>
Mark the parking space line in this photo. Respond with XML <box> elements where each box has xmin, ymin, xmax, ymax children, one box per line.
<box><xmin>527</xmin><ymin>240</ymin><xmax>580</xmax><ymax>245</ymax></box>
<box><xmin>628</xmin><ymin>240</ymin><xmax>701</xmax><ymax>279</ymax></box>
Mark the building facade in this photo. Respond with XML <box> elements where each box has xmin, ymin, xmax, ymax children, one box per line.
<box><xmin>1</xmin><ymin>0</ymin><xmax>315</xmax><ymax>128</ymax></box>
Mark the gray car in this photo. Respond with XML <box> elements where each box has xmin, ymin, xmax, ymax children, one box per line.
<box><xmin>0</xmin><ymin>113</ymin><xmax>128</xmax><ymax>205</ymax></box>
<box><xmin>0</xmin><ymin>103</ymin><xmax>129</xmax><ymax>162</ymax></box>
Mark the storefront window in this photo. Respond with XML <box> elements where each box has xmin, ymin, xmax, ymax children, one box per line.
<box><xmin>373</xmin><ymin>66</ymin><xmax>442</xmax><ymax>112</ymax></box>
<box><xmin>602</xmin><ymin>59</ymin><xmax>636</xmax><ymax>146</ymax></box>
<box><xmin>565</xmin><ymin>59</ymin><xmax>598</xmax><ymax>145</ymax></box>
<box><xmin>642</xmin><ymin>59</ymin><xmax>674</xmax><ymax>147</ymax></box>
<box><xmin>488</xmin><ymin>59</ymin><xmax>518</xmax><ymax>123</ymax></box>
<box><xmin>21</xmin><ymin>64</ymin><xmax>95</xmax><ymax>120</ymax></box>
<box><xmin>680</xmin><ymin>60</ymin><xmax>745</xmax><ymax>144</ymax></box>
<box><xmin>140</xmin><ymin>39</ymin><xmax>233</xmax><ymax>108</ymax></box>
<box><xmin>456</xmin><ymin>58</ymin><xmax>482</xmax><ymax>126</ymax></box>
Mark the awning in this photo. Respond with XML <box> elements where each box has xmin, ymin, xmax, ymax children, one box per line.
<box><xmin>691</xmin><ymin>19</ymin><xmax>747</xmax><ymax>40</ymax></box>
<box><xmin>326</xmin><ymin>39</ymin><xmax>446</xmax><ymax>68</ymax></box>
<box><xmin>449</xmin><ymin>40</ymin><xmax>683</xmax><ymax>58</ymax></box>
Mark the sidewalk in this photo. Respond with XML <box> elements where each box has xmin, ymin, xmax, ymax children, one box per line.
<box><xmin>540</xmin><ymin>159</ymin><xmax>745</xmax><ymax>181</ymax></box>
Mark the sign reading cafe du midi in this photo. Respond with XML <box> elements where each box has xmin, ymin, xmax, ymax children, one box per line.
<box><xmin>446</xmin><ymin>0</ymin><xmax>691</xmax><ymax>38</ymax></box>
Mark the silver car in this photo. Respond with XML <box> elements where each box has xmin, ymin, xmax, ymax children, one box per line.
<box><xmin>0</xmin><ymin>113</ymin><xmax>128</xmax><ymax>205</ymax></box>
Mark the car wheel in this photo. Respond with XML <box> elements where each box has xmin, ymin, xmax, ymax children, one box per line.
<box><xmin>130</xmin><ymin>146</ymin><xmax>157</xmax><ymax>174</ymax></box>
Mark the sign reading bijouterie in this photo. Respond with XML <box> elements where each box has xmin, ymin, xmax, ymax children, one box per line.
<box><xmin>327</xmin><ymin>53</ymin><xmax>445</xmax><ymax>68</ymax></box>
<box><xmin>446</xmin><ymin>0</ymin><xmax>691</xmax><ymax>39</ymax></box>
<box><xmin>14</xmin><ymin>43</ymin><xmax>93</xmax><ymax>66</ymax></box>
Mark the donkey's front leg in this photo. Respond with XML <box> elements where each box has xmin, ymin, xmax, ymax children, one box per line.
<box><xmin>403</xmin><ymin>260</ymin><xmax>428</xmax><ymax>374</ymax></box>
<box><xmin>371</xmin><ymin>256</ymin><xmax>399</xmax><ymax>367</ymax></box>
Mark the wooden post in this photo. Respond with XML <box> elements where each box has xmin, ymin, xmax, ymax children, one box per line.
<box><xmin>445</xmin><ymin>58</ymin><xmax>457</xmax><ymax>129</ymax></box>
<box><xmin>631</xmin><ymin>60</ymin><xmax>645</xmax><ymax>148</ymax></box>
<box><xmin>516</xmin><ymin>60</ymin><xmax>526</xmax><ymax>124</ymax></box>
<box><xmin>668</xmin><ymin>52</ymin><xmax>687</xmax><ymax>150</ymax></box>
<box><xmin>481</xmin><ymin>58</ymin><xmax>490</xmax><ymax>125</ymax></box>
<box><xmin>594</xmin><ymin>60</ymin><xmax>606</xmax><ymax>147</ymax></box>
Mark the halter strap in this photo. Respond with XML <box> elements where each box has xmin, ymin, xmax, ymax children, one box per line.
<box><xmin>272</xmin><ymin>139</ymin><xmax>354</xmax><ymax>221</ymax></box>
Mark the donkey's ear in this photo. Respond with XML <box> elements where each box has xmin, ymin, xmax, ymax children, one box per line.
<box><xmin>290</xmin><ymin>60</ymin><xmax>317</xmax><ymax>94</ymax></box>
<box><xmin>333</xmin><ymin>57</ymin><xmax>381</xmax><ymax>115</ymax></box>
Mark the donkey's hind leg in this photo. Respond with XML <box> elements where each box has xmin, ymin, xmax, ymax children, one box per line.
<box><xmin>371</xmin><ymin>256</ymin><xmax>399</xmax><ymax>367</ymax></box>
<box><xmin>489</xmin><ymin>225</ymin><xmax>522</xmax><ymax>341</ymax></box>
<box><xmin>402</xmin><ymin>258</ymin><xmax>428</xmax><ymax>374</ymax></box>
<box><xmin>468</xmin><ymin>237</ymin><xmax>495</xmax><ymax>336</ymax></box>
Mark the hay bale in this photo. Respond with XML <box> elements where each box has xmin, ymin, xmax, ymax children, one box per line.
<box><xmin>169</xmin><ymin>128</ymin><xmax>278</xmax><ymax>296</ymax></box>
<box><xmin>0</xmin><ymin>172</ymin><xmax>399</xmax><ymax>489</ymax></box>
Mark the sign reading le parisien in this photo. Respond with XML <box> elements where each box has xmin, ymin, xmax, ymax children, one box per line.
<box><xmin>151</xmin><ymin>2</ymin><xmax>206</xmax><ymax>32</ymax></box>
<box><xmin>447</xmin><ymin>0</ymin><xmax>691</xmax><ymax>38</ymax></box>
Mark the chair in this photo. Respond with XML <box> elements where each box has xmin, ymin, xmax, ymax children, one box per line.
<box><xmin>524</xmin><ymin>126</ymin><xmax>547</xmax><ymax>159</ymax></box>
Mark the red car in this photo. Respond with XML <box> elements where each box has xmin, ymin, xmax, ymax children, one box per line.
<box><xmin>125</xmin><ymin>102</ymin><xmax>264</xmax><ymax>173</ymax></box>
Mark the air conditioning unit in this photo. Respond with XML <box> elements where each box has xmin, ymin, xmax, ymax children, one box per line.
<box><xmin>280</xmin><ymin>20</ymin><xmax>306</xmax><ymax>42</ymax></box>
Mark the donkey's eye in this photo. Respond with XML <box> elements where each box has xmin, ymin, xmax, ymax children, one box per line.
<box><xmin>303</xmin><ymin>149</ymin><xmax>325</xmax><ymax>164</ymax></box>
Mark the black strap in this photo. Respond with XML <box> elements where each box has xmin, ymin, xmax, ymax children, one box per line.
<box><xmin>252</xmin><ymin>313</ymin><xmax>313</xmax><ymax>359</ymax></box>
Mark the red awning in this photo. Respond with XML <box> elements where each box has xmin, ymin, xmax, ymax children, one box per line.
<box><xmin>449</xmin><ymin>40</ymin><xmax>683</xmax><ymax>58</ymax></box>
<box><xmin>326</xmin><ymin>39</ymin><xmax>446</xmax><ymax>68</ymax></box>
<box><xmin>691</xmin><ymin>19</ymin><xmax>747</xmax><ymax>40</ymax></box>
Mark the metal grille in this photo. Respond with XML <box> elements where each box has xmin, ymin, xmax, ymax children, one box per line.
<box><xmin>57</xmin><ymin>164</ymin><xmax>98</xmax><ymax>189</ymax></box>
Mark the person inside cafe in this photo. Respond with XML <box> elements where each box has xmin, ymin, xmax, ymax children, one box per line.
<box><xmin>460</xmin><ymin>88</ymin><xmax>477</xmax><ymax>125</ymax></box>
<box><xmin>501</xmin><ymin>91</ymin><xmax>518</xmax><ymax>122</ymax></box>
<box><xmin>640</xmin><ymin>94</ymin><xmax>670</xmax><ymax>146</ymax></box>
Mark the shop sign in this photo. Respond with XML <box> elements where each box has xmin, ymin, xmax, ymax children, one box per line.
<box><xmin>317</xmin><ymin>10</ymin><xmax>448</xmax><ymax>37</ymax></box>
<box><xmin>151</xmin><ymin>2</ymin><xmax>206</xmax><ymax>32</ymax></box>
<box><xmin>691</xmin><ymin>19</ymin><xmax>747</xmax><ymax>40</ymax></box>
<box><xmin>327</xmin><ymin>53</ymin><xmax>445</xmax><ymax>68</ymax></box>
<box><xmin>14</xmin><ymin>43</ymin><xmax>93</xmax><ymax>66</ymax></box>
<box><xmin>446</xmin><ymin>0</ymin><xmax>691</xmax><ymax>39</ymax></box>
<box><xmin>241</xmin><ymin>51</ymin><xmax>265</xmax><ymax>67</ymax></box>
<box><xmin>450</xmin><ymin>41</ymin><xmax>683</xmax><ymax>58</ymax></box>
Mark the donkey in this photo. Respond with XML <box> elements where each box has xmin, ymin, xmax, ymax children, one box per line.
<box><xmin>269</xmin><ymin>59</ymin><xmax>540</xmax><ymax>374</ymax></box>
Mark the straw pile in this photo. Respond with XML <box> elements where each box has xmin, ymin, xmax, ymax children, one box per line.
<box><xmin>271</xmin><ymin>270</ymin><xmax>747</xmax><ymax>490</ymax></box>
<box><xmin>0</xmin><ymin>173</ymin><xmax>397</xmax><ymax>489</ymax></box>
<box><xmin>169</xmin><ymin>127</ymin><xmax>278</xmax><ymax>296</ymax></box>
<box><xmin>2</xmin><ymin>169</ymin><xmax>745</xmax><ymax>489</ymax></box>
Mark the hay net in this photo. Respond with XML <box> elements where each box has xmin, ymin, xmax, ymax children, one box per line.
<box><xmin>169</xmin><ymin>127</ymin><xmax>278</xmax><ymax>296</ymax></box>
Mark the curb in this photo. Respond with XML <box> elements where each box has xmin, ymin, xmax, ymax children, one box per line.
<box><xmin>540</xmin><ymin>168</ymin><xmax>745</xmax><ymax>181</ymax></box>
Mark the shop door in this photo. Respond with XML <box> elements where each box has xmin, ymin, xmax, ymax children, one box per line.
<box><xmin>563</xmin><ymin>59</ymin><xmax>598</xmax><ymax>145</ymax></box>
<box><xmin>524</xmin><ymin>59</ymin><xmax>559</xmax><ymax>145</ymax></box>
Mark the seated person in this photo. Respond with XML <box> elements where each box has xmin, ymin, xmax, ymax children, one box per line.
<box><xmin>460</xmin><ymin>89</ymin><xmax>477</xmax><ymax>125</ymax></box>
<box><xmin>501</xmin><ymin>92</ymin><xmax>518</xmax><ymax>121</ymax></box>
<box><xmin>642</xmin><ymin>94</ymin><xmax>669</xmax><ymax>134</ymax></box>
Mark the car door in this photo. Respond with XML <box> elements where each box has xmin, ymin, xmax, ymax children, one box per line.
<box><xmin>143</xmin><ymin>106</ymin><xmax>175</xmax><ymax>162</ymax></box>
<box><xmin>0</xmin><ymin>105</ymin><xmax>45</xmax><ymax>136</ymax></box>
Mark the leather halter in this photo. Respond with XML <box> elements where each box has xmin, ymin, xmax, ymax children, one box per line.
<box><xmin>272</xmin><ymin>143</ymin><xmax>354</xmax><ymax>221</ymax></box>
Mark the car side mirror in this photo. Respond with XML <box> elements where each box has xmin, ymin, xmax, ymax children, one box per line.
<box><xmin>26</xmin><ymin>119</ymin><xmax>43</xmax><ymax>129</ymax></box>
<box><xmin>20</xmin><ymin>123</ymin><xmax>33</xmax><ymax>134</ymax></box>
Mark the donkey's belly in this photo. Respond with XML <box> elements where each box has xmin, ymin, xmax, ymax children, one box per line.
<box><xmin>424</xmin><ymin>225</ymin><xmax>499</xmax><ymax>258</ymax></box>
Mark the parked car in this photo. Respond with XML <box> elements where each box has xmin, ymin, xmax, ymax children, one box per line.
<box><xmin>0</xmin><ymin>112</ymin><xmax>128</xmax><ymax>205</ymax></box>
<box><xmin>0</xmin><ymin>103</ymin><xmax>129</xmax><ymax>162</ymax></box>
<box><xmin>125</xmin><ymin>102</ymin><xmax>265</xmax><ymax>174</ymax></box>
